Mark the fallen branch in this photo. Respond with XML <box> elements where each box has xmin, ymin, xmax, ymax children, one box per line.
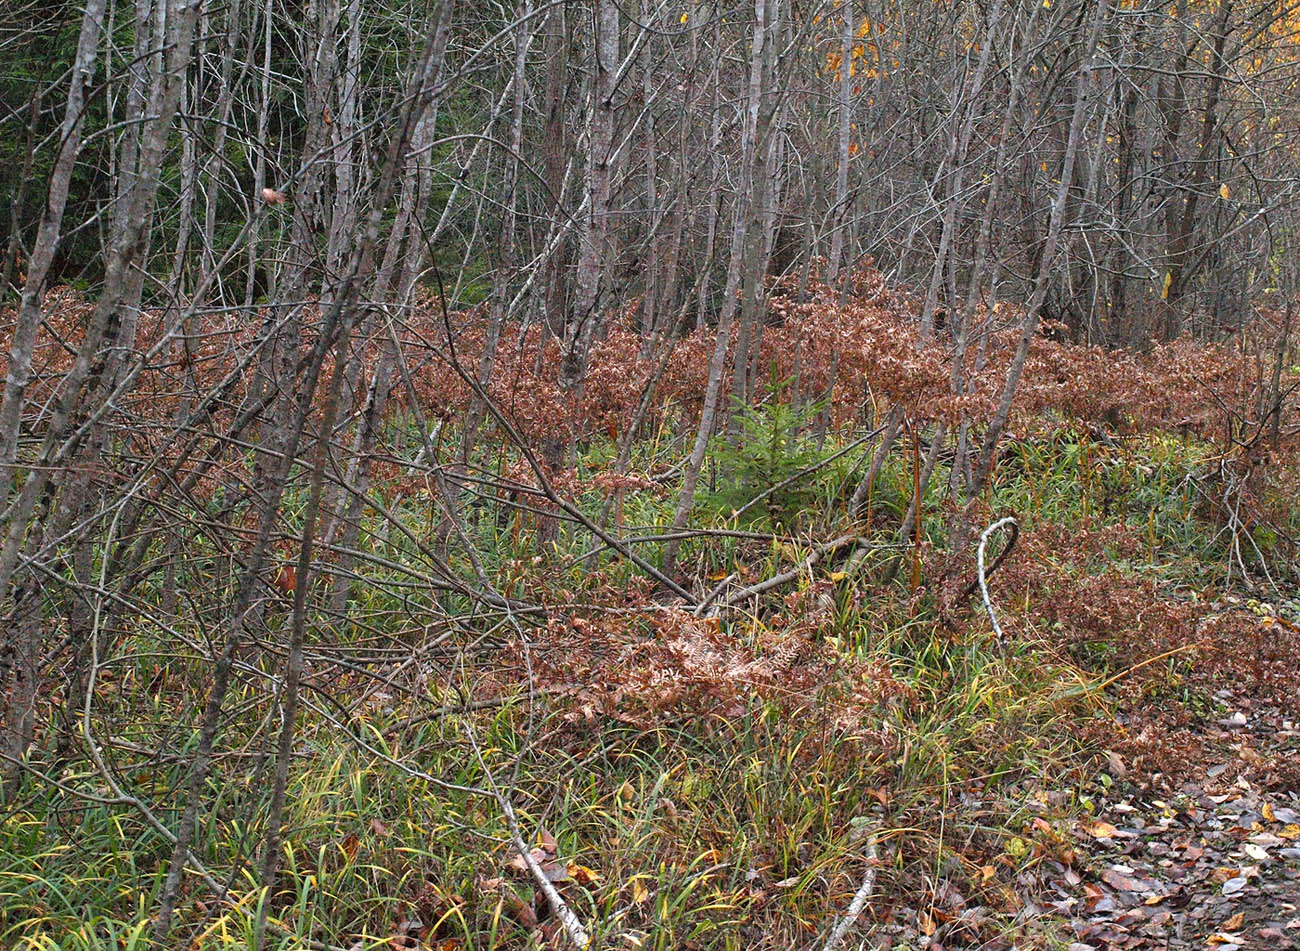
<box><xmin>499</xmin><ymin>798</ymin><xmax>592</xmax><ymax>948</ymax></box>
<box><xmin>697</xmin><ymin>534</ymin><xmax>863</xmax><ymax>616</ymax></box>
<box><xmin>822</xmin><ymin>827</ymin><xmax>881</xmax><ymax>951</ymax></box>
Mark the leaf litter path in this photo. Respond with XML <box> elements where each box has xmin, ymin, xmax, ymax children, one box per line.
<box><xmin>1044</xmin><ymin>693</ymin><xmax>1300</xmax><ymax>950</ymax></box>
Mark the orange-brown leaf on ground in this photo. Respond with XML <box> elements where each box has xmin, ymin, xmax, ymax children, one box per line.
<box><xmin>499</xmin><ymin>887</ymin><xmax>538</xmax><ymax>928</ymax></box>
<box><xmin>340</xmin><ymin>833</ymin><xmax>360</xmax><ymax>860</ymax></box>
<box><xmin>1082</xmin><ymin>818</ymin><xmax>1118</xmax><ymax>839</ymax></box>
<box><xmin>506</xmin><ymin>846</ymin><xmax>548</xmax><ymax>874</ymax></box>
<box><xmin>273</xmin><ymin>564</ymin><xmax>296</xmax><ymax>593</ymax></box>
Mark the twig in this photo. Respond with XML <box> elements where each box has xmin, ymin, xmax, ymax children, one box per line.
<box><xmin>978</xmin><ymin>516</ymin><xmax>1017</xmax><ymax>647</ymax></box>
<box><xmin>459</xmin><ymin>704</ymin><xmax>593</xmax><ymax>948</ymax></box>
<box><xmin>958</xmin><ymin>515</ymin><xmax>1018</xmax><ymax>601</ymax></box>
<box><xmin>698</xmin><ymin>534</ymin><xmax>865</xmax><ymax>616</ymax></box>
<box><xmin>822</xmin><ymin>827</ymin><xmax>881</xmax><ymax>951</ymax></box>
<box><xmin>380</xmin><ymin>697</ymin><xmax>507</xmax><ymax>738</ymax></box>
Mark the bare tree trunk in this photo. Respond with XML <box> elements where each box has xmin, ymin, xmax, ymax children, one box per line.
<box><xmin>825</xmin><ymin>0</ymin><xmax>853</xmax><ymax>288</ymax></box>
<box><xmin>663</xmin><ymin>0</ymin><xmax>772</xmax><ymax>573</ymax></box>
<box><xmin>966</xmin><ymin>0</ymin><xmax>1111</xmax><ymax>504</ymax></box>
<box><xmin>729</xmin><ymin>0</ymin><xmax>783</xmax><ymax>421</ymax></box>
<box><xmin>325</xmin><ymin>8</ymin><xmax>453</xmax><ymax>614</ymax></box>
<box><xmin>1161</xmin><ymin>0</ymin><xmax>1232</xmax><ymax>339</ymax></box>
<box><xmin>252</xmin><ymin>313</ymin><xmax>350</xmax><ymax>951</ymax></box>
<box><xmin>557</xmin><ymin>0</ymin><xmax>620</xmax><ymax>403</ymax></box>
<box><xmin>152</xmin><ymin>8</ymin><xmax>455</xmax><ymax>937</ymax></box>
<box><xmin>0</xmin><ymin>0</ymin><xmax>200</xmax><ymax>797</ymax></box>
<box><xmin>0</xmin><ymin>0</ymin><xmax>106</xmax><ymax>470</ymax></box>
<box><xmin>246</xmin><ymin>0</ymin><xmax>275</xmax><ymax>304</ymax></box>
<box><xmin>460</xmin><ymin>0</ymin><xmax>534</xmax><ymax>467</ymax></box>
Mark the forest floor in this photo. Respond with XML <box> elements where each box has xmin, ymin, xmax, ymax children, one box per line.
<box><xmin>933</xmin><ymin>604</ymin><xmax>1300</xmax><ymax>951</ymax></box>
<box><xmin>3</xmin><ymin>421</ymin><xmax>1299</xmax><ymax>951</ymax></box>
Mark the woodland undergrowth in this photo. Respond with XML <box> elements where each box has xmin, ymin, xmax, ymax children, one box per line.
<box><xmin>1</xmin><ymin>278</ymin><xmax>1298</xmax><ymax>950</ymax></box>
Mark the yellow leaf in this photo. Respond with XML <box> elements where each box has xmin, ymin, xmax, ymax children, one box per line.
<box><xmin>568</xmin><ymin>863</ymin><xmax>600</xmax><ymax>886</ymax></box>
<box><xmin>1223</xmin><ymin>911</ymin><xmax>1245</xmax><ymax>931</ymax></box>
<box><xmin>680</xmin><ymin>12</ymin><xmax>688</xmax><ymax>23</ymax></box>
<box><xmin>1084</xmin><ymin>819</ymin><xmax>1119</xmax><ymax>839</ymax></box>
<box><xmin>919</xmin><ymin>910</ymin><xmax>936</xmax><ymax>936</ymax></box>
<box><xmin>630</xmin><ymin>878</ymin><xmax>650</xmax><ymax>903</ymax></box>
<box><xmin>1219</xmin><ymin>183</ymin><xmax>1230</xmax><ymax>199</ymax></box>
<box><xmin>1161</xmin><ymin>271</ymin><xmax>1172</xmax><ymax>300</ymax></box>
<box><xmin>830</xmin><ymin>570</ymin><xmax>848</xmax><ymax>582</ymax></box>
<box><xmin>1263</xmin><ymin>802</ymin><xmax>1276</xmax><ymax>822</ymax></box>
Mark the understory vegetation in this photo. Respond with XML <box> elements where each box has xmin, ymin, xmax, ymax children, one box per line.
<box><xmin>1</xmin><ymin>278</ymin><xmax>1296</xmax><ymax>950</ymax></box>
<box><xmin>4</xmin><ymin>0</ymin><xmax>1300</xmax><ymax>947</ymax></box>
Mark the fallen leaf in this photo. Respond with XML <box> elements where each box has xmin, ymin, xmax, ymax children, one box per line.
<box><xmin>1221</xmin><ymin>876</ymin><xmax>1247</xmax><ymax>896</ymax></box>
<box><xmin>541</xmin><ymin>859</ymin><xmax>570</xmax><ymax>883</ymax></box>
<box><xmin>274</xmin><ymin>564</ymin><xmax>297</xmax><ymax>592</ymax></box>
<box><xmin>1105</xmin><ymin>750</ymin><xmax>1127</xmax><ymax>778</ymax></box>
<box><xmin>1084</xmin><ymin>819</ymin><xmax>1119</xmax><ymax>839</ymax></box>
<box><xmin>341</xmin><ymin>833</ymin><xmax>360</xmax><ymax>860</ymax></box>
<box><xmin>919</xmin><ymin>910</ymin><xmax>936</xmax><ymax>936</ymax></box>
<box><xmin>500</xmin><ymin>888</ymin><xmax>538</xmax><ymax>928</ymax></box>
<box><xmin>506</xmin><ymin>847</ymin><xmax>548</xmax><ymax>873</ymax></box>
<box><xmin>1102</xmin><ymin>867</ymin><xmax>1140</xmax><ymax>891</ymax></box>
<box><xmin>1223</xmin><ymin>911</ymin><xmax>1245</xmax><ymax>931</ymax></box>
